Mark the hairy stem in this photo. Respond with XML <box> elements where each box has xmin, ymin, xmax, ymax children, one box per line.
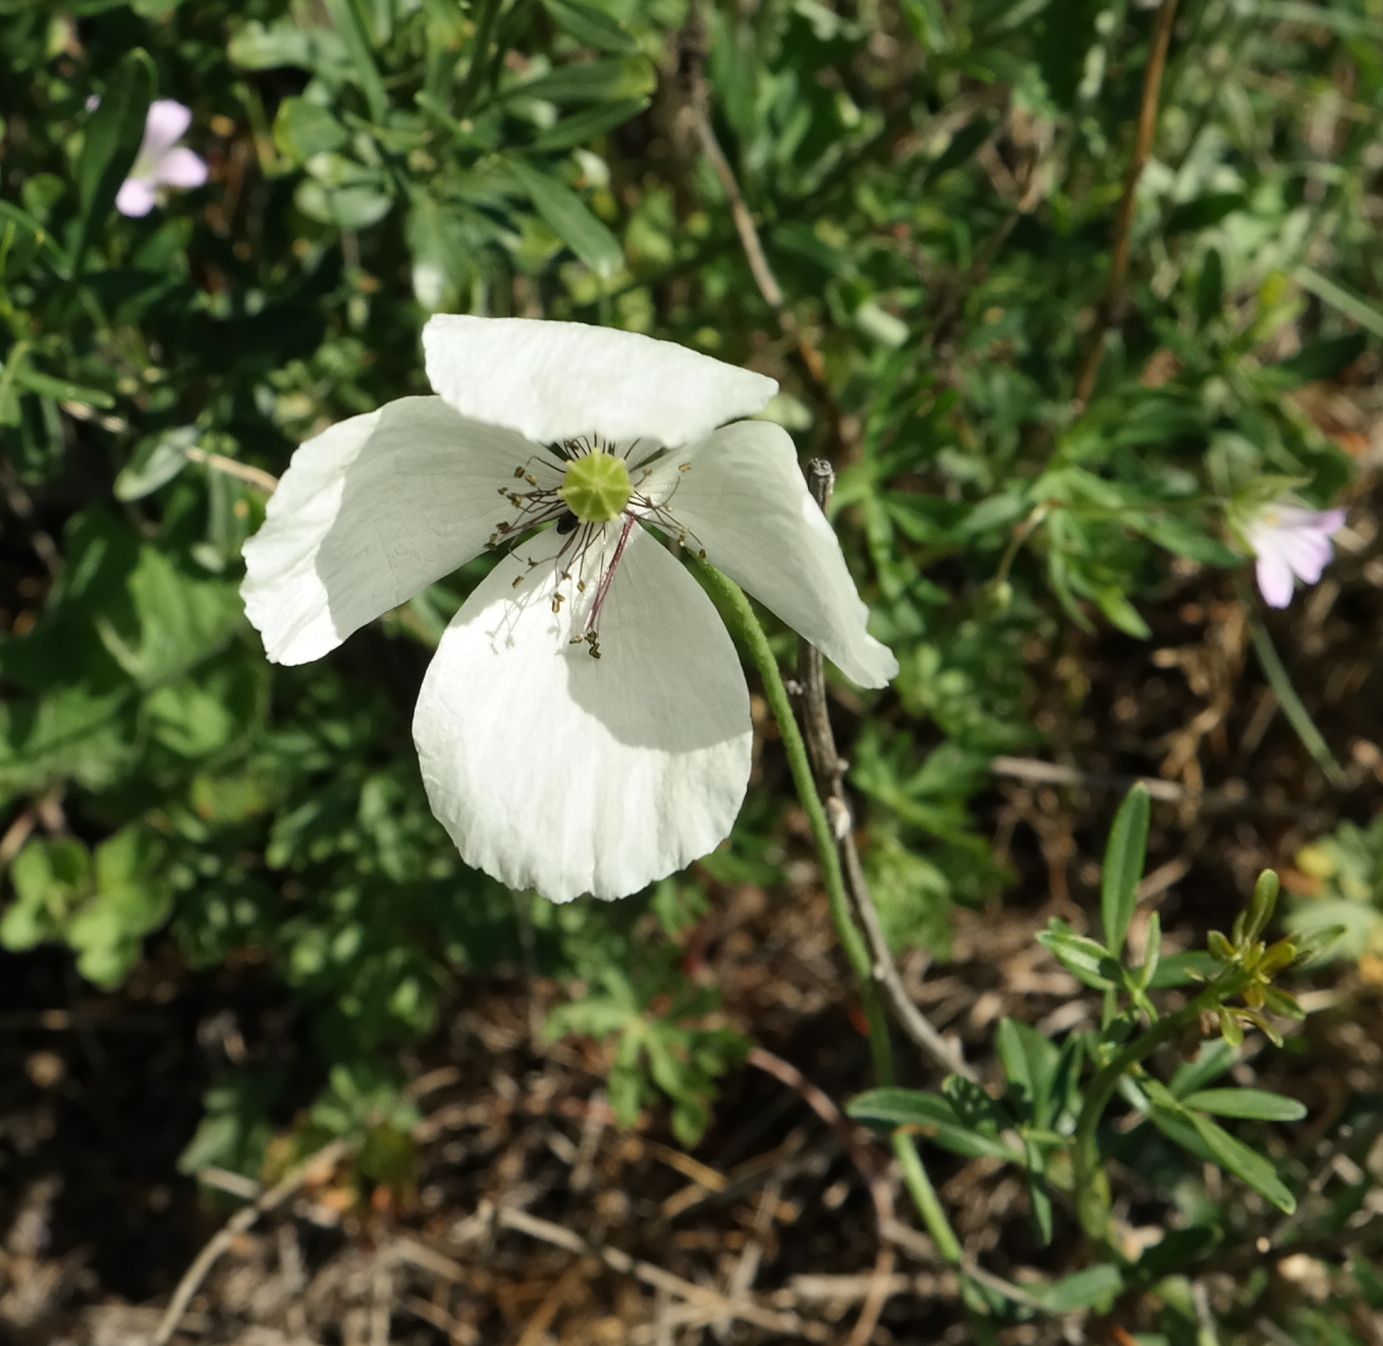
<box><xmin>1071</xmin><ymin>973</ymin><xmax>1246</xmax><ymax>1239</ymax></box>
<box><xmin>697</xmin><ymin>561</ymin><xmax>976</xmax><ymax>1288</ymax></box>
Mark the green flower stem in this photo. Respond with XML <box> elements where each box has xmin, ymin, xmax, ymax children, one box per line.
<box><xmin>1071</xmin><ymin>972</ymin><xmax>1247</xmax><ymax>1240</ymax></box>
<box><xmin>698</xmin><ymin>563</ymin><xmax>975</xmax><ymax>1285</ymax></box>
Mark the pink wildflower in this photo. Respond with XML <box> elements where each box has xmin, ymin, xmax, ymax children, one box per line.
<box><xmin>115</xmin><ymin>100</ymin><xmax>207</xmax><ymax>217</ymax></box>
<box><xmin>1246</xmin><ymin>503</ymin><xmax>1346</xmax><ymax>609</ymax></box>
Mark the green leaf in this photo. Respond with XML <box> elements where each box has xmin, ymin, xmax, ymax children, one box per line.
<box><xmin>72</xmin><ymin>48</ymin><xmax>156</xmax><ymax>271</ymax></box>
<box><xmin>847</xmin><ymin>1088</ymin><xmax>1020</xmax><ymax>1162</ymax></box>
<box><xmin>507</xmin><ymin>158</ymin><xmax>622</xmax><ymax>277</ymax></box>
<box><xmin>529</xmin><ymin>97</ymin><xmax>652</xmax><ymax>152</ymax></box>
<box><xmin>996</xmin><ymin>1018</ymin><xmax>1060</xmax><ymax>1126</ymax></box>
<box><xmin>114</xmin><ymin>426</ymin><xmax>197</xmax><ymax>501</ymax></box>
<box><xmin>1181</xmin><ymin>1088</ymin><xmax>1307</xmax><ymax>1123</ymax></box>
<box><xmin>11</xmin><ymin>363</ymin><xmax>116</xmax><ymax>410</ymax></box>
<box><xmin>322</xmin><ymin>0</ymin><xmax>389</xmax><ymax>118</ymax></box>
<box><xmin>1297</xmin><ymin>266</ymin><xmax>1383</xmax><ymax>341</ymax></box>
<box><xmin>506</xmin><ymin>56</ymin><xmax>655</xmax><ymax>107</ymax></box>
<box><xmin>273</xmin><ymin>97</ymin><xmax>352</xmax><ymax>163</ymax></box>
<box><xmin>1187</xmin><ymin>1111</ymin><xmax>1296</xmax><ymax>1213</ymax></box>
<box><xmin>1036</xmin><ymin>921</ymin><xmax>1118</xmax><ymax>991</ymax></box>
<box><xmin>540</xmin><ymin>0</ymin><xmax>638</xmax><ymax>53</ymax></box>
<box><xmin>1101</xmin><ymin>783</ymin><xmax>1150</xmax><ymax>957</ymax></box>
<box><xmin>1022</xmin><ymin>1263</ymin><xmax>1124</xmax><ymax>1313</ymax></box>
<box><xmin>1170</xmin><ymin>1040</ymin><xmax>1239</xmax><ymax>1097</ymax></box>
<box><xmin>1268</xmin><ymin>333</ymin><xmax>1367</xmax><ymax>388</ymax></box>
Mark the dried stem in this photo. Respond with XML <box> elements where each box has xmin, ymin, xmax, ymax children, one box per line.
<box><xmin>798</xmin><ymin>460</ymin><xmax>977</xmax><ymax>1085</ymax></box>
<box><xmin>1071</xmin><ymin>0</ymin><xmax>1181</xmax><ymax>408</ymax></box>
<box><xmin>152</xmin><ymin>1139</ymin><xmax>350</xmax><ymax>1345</ymax></box>
<box><xmin>680</xmin><ymin>7</ymin><xmax>860</xmax><ymax>459</ymax></box>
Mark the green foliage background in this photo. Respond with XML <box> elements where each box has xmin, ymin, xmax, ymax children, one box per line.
<box><xmin>1</xmin><ymin>0</ymin><xmax>1380</xmax><ymax>1338</ymax></box>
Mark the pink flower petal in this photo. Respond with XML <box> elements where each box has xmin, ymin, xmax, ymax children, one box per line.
<box><xmin>1255</xmin><ymin>550</ymin><xmax>1294</xmax><ymax>608</ymax></box>
<box><xmin>115</xmin><ymin>177</ymin><xmax>157</xmax><ymax>218</ymax></box>
<box><xmin>1279</xmin><ymin>526</ymin><xmax>1334</xmax><ymax>586</ymax></box>
<box><xmin>142</xmin><ymin>99</ymin><xmax>192</xmax><ymax>157</ymax></box>
<box><xmin>153</xmin><ymin>146</ymin><xmax>207</xmax><ymax>189</ymax></box>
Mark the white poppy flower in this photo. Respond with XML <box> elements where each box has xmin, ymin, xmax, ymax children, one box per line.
<box><xmin>242</xmin><ymin>318</ymin><xmax>897</xmax><ymax>902</ymax></box>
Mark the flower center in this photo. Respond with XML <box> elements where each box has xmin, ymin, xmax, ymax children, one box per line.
<box><xmin>558</xmin><ymin>451</ymin><xmax>632</xmax><ymax>524</ymax></box>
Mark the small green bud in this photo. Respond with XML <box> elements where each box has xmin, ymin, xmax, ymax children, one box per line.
<box><xmin>977</xmin><ymin>579</ymin><xmax>1013</xmax><ymax>617</ymax></box>
<box><xmin>1259</xmin><ymin>940</ymin><xmax>1297</xmax><ymax>976</ymax></box>
<box><xmin>1208</xmin><ymin>930</ymin><xmax>1234</xmax><ymax>963</ymax></box>
<box><xmin>559</xmin><ymin>451</ymin><xmax>632</xmax><ymax>523</ymax></box>
<box><xmin>1218</xmin><ymin>1007</ymin><xmax>1244</xmax><ymax>1047</ymax></box>
<box><xmin>1246</xmin><ymin>869</ymin><xmax>1280</xmax><ymax>941</ymax></box>
<box><xmin>1294</xmin><ymin>843</ymin><xmax>1336</xmax><ymax>881</ymax></box>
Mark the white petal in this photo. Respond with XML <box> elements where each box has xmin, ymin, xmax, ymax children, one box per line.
<box><xmin>242</xmin><ymin>396</ymin><xmax>537</xmax><ymax>665</ymax></box>
<box><xmin>1255</xmin><ymin>550</ymin><xmax>1294</xmax><ymax>608</ymax></box>
<box><xmin>413</xmin><ymin>527</ymin><xmax>751</xmax><ymax>902</ymax></box>
<box><xmin>153</xmin><ymin>146</ymin><xmax>208</xmax><ymax>189</ymax></box>
<box><xmin>422</xmin><ymin>315</ymin><xmax>777</xmax><ymax>449</ymax></box>
<box><xmin>642</xmin><ymin>421</ymin><xmax>897</xmax><ymax>688</ymax></box>
<box><xmin>116</xmin><ymin>177</ymin><xmax>157</xmax><ymax>217</ymax></box>
<box><xmin>142</xmin><ymin>99</ymin><xmax>193</xmax><ymax>156</ymax></box>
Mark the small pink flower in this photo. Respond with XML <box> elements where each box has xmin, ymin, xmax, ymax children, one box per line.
<box><xmin>1246</xmin><ymin>503</ymin><xmax>1346</xmax><ymax>609</ymax></box>
<box><xmin>115</xmin><ymin>99</ymin><xmax>207</xmax><ymax>218</ymax></box>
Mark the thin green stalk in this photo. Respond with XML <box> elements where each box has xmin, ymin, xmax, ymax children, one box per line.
<box><xmin>455</xmin><ymin>0</ymin><xmax>504</xmax><ymax>116</ymax></box>
<box><xmin>1071</xmin><ymin>973</ymin><xmax>1246</xmax><ymax>1239</ymax></box>
<box><xmin>698</xmin><ymin>563</ymin><xmax>979</xmax><ymax>1294</ymax></box>
<box><xmin>1248</xmin><ymin>615</ymin><xmax>1343</xmax><ymax>786</ymax></box>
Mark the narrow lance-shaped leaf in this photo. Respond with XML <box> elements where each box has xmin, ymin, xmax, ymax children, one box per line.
<box><xmin>508</xmin><ymin>157</ymin><xmax>622</xmax><ymax>278</ymax></box>
<box><xmin>1101</xmin><ymin>782</ymin><xmax>1150</xmax><ymax>958</ymax></box>
<box><xmin>71</xmin><ymin>48</ymin><xmax>156</xmax><ymax>271</ymax></box>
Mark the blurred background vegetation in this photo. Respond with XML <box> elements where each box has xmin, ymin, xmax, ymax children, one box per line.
<box><xmin>1</xmin><ymin>1</ymin><xmax>1381</xmax><ymax>1343</ymax></box>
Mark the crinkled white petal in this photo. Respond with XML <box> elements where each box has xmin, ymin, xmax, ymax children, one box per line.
<box><xmin>422</xmin><ymin>315</ymin><xmax>777</xmax><ymax>450</ymax></box>
<box><xmin>642</xmin><ymin>421</ymin><xmax>898</xmax><ymax>688</ymax></box>
<box><xmin>242</xmin><ymin>396</ymin><xmax>537</xmax><ymax>665</ymax></box>
<box><xmin>413</xmin><ymin>527</ymin><xmax>752</xmax><ymax>902</ymax></box>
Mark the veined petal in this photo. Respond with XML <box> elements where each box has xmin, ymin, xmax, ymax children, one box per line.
<box><xmin>1277</xmin><ymin>526</ymin><xmax>1333</xmax><ymax>586</ymax></box>
<box><xmin>413</xmin><ymin>527</ymin><xmax>752</xmax><ymax>902</ymax></box>
<box><xmin>242</xmin><ymin>396</ymin><xmax>536</xmax><ymax>665</ymax></box>
<box><xmin>422</xmin><ymin>315</ymin><xmax>777</xmax><ymax>450</ymax></box>
<box><xmin>643</xmin><ymin>421</ymin><xmax>898</xmax><ymax>688</ymax></box>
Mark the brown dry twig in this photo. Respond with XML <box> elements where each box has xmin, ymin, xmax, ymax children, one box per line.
<box><xmin>798</xmin><ymin>459</ymin><xmax>977</xmax><ymax>1085</ymax></box>
<box><xmin>745</xmin><ymin>1047</ymin><xmax>894</xmax><ymax>1346</ymax></box>
<box><xmin>679</xmin><ymin>7</ymin><xmax>861</xmax><ymax>460</ymax></box>
<box><xmin>494</xmin><ymin>1204</ymin><xmax>832</xmax><ymax>1343</ymax></box>
<box><xmin>1072</xmin><ymin>0</ymin><xmax>1181</xmax><ymax>408</ymax></box>
<box><xmin>151</xmin><ymin>1138</ymin><xmax>350</xmax><ymax>1345</ymax></box>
